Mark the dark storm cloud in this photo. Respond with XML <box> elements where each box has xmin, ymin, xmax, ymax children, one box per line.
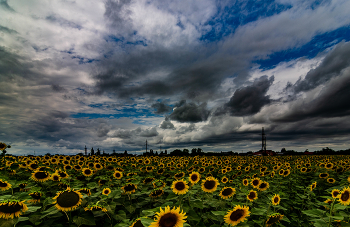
<box><xmin>273</xmin><ymin>70</ymin><xmax>350</xmax><ymax>122</ymax></box>
<box><xmin>25</xmin><ymin>139</ymin><xmax>40</xmax><ymax>147</ymax></box>
<box><xmin>216</xmin><ymin>75</ymin><xmax>274</xmax><ymax>116</ymax></box>
<box><xmin>176</xmin><ymin>123</ymin><xmax>195</xmax><ymax>135</ymax></box>
<box><xmin>159</xmin><ymin>117</ymin><xmax>175</xmax><ymax>130</ymax></box>
<box><xmin>169</xmin><ymin>101</ymin><xmax>210</xmax><ymax>123</ymax></box>
<box><xmin>51</xmin><ymin>84</ymin><xmax>67</xmax><ymax>92</ymax></box>
<box><xmin>292</xmin><ymin>41</ymin><xmax>350</xmax><ymax>93</ymax></box>
<box><xmin>151</xmin><ymin>101</ymin><xmax>172</xmax><ymax>114</ymax></box>
<box><xmin>112</xmin><ymin>126</ymin><xmax>159</xmax><ymax>139</ymax></box>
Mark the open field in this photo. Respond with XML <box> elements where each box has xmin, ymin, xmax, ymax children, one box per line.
<box><xmin>0</xmin><ymin>154</ymin><xmax>350</xmax><ymax>227</ymax></box>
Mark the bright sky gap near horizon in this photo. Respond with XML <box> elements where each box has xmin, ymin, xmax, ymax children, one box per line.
<box><xmin>1</xmin><ymin>0</ymin><xmax>350</xmax><ymax>155</ymax></box>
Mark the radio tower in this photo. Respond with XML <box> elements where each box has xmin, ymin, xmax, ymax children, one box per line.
<box><xmin>262</xmin><ymin>127</ymin><xmax>266</xmax><ymax>152</ymax></box>
<box><xmin>145</xmin><ymin>140</ymin><xmax>148</xmax><ymax>153</ymax></box>
<box><xmin>84</xmin><ymin>145</ymin><xmax>87</xmax><ymax>156</ymax></box>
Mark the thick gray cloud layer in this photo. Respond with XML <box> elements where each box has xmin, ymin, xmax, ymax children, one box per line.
<box><xmin>1</xmin><ymin>0</ymin><xmax>350</xmax><ymax>155</ymax></box>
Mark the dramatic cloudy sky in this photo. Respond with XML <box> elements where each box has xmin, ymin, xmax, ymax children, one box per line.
<box><xmin>1</xmin><ymin>0</ymin><xmax>350</xmax><ymax>155</ymax></box>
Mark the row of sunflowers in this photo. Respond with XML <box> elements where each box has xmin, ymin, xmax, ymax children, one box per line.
<box><xmin>0</xmin><ymin>152</ymin><xmax>350</xmax><ymax>227</ymax></box>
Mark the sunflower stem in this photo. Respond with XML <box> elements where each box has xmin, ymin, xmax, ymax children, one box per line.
<box><xmin>264</xmin><ymin>204</ymin><xmax>271</xmax><ymax>227</ymax></box>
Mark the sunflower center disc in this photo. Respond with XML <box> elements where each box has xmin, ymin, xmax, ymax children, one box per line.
<box><xmin>248</xmin><ymin>192</ymin><xmax>256</xmax><ymax>200</ymax></box>
<box><xmin>124</xmin><ymin>184</ymin><xmax>135</xmax><ymax>191</ymax></box>
<box><xmin>0</xmin><ymin>203</ymin><xmax>22</xmax><ymax>214</ymax></box>
<box><xmin>191</xmin><ymin>175</ymin><xmax>198</xmax><ymax>181</ymax></box>
<box><xmin>222</xmin><ymin>188</ymin><xmax>233</xmax><ymax>196</ymax></box>
<box><xmin>30</xmin><ymin>193</ymin><xmax>41</xmax><ymax>200</ymax></box>
<box><xmin>204</xmin><ymin>180</ymin><xmax>216</xmax><ymax>189</ymax></box>
<box><xmin>341</xmin><ymin>191</ymin><xmax>349</xmax><ymax>201</ymax></box>
<box><xmin>57</xmin><ymin>191</ymin><xmax>80</xmax><ymax>208</ymax></box>
<box><xmin>274</xmin><ymin>197</ymin><xmax>279</xmax><ymax>203</ymax></box>
<box><xmin>175</xmin><ymin>182</ymin><xmax>185</xmax><ymax>190</ymax></box>
<box><xmin>267</xmin><ymin>216</ymin><xmax>280</xmax><ymax>224</ymax></box>
<box><xmin>159</xmin><ymin>213</ymin><xmax>177</xmax><ymax>227</ymax></box>
<box><xmin>260</xmin><ymin>183</ymin><xmax>267</xmax><ymax>188</ymax></box>
<box><xmin>230</xmin><ymin>209</ymin><xmax>244</xmax><ymax>222</ymax></box>
<box><xmin>0</xmin><ymin>182</ymin><xmax>8</xmax><ymax>187</ymax></box>
<box><xmin>35</xmin><ymin>172</ymin><xmax>49</xmax><ymax>179</ymax></box>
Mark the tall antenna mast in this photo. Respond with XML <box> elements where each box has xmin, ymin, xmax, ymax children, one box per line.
<box><xmin>84</xmin><ymin>145</ymin><xmax>87</xmax><ymax>156</ymax></box>
<box><xmin>145</xmin><ymin>140</ymin><xmax>148</xmax><ymax>153</ymax></box>
<box><xmin>262</xmin><ymin>127</ymin><xmax>266</xmax><ymax>151</ymax></box>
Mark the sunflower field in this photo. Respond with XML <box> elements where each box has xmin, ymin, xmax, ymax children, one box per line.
<box><xmin>0</xmin><ymin>153</ymin><xmax>350</xmax><ymax>227</ymax></box>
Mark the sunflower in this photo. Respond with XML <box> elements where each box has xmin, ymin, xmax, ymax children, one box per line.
<box><xmin>220</xmin><ymin>176</ymin><xmax>228</xmax><ymax>183</ymax></box>
<box><xmin>153</xmin><ymin>180</ymin><xmax>166</xmax><ymax>189</ymax></box>
<box><xmin>310</xmin><ymin>182</ymin><xmax>317</xmax><ymax>191</ymax></box>
<box><xmin>189</xmin><ymin>172</ymin><xmax>201</xmax><ymax>184</ymax></box>
<box><xmin>94</xmin><ymin>162</ymin><xmax>103</xmax><ymax>170</ymax></box>
<box><xmin>301</xmin><ymin>167</ymin><xmax>307</xmax><ymax>173</ymax></box>
<box><xmin>51</xmin><ymin>173</ymin><xmax>61</xmax><ymax>182</ymax></box>
<box><xmin>201</xmin><ymin>176</ymin><xmax>220</xmax><ymax>193</ymax></box>
<box><xmin>52</xmin><ymin>188</ymin><xmax>83</xmax><ymax>212</ymax></box>
<box><xmin>266</xmin><ymin>213</ymin><xmax>284</xmax><ymax>227</ymax></box>
<box><xmin>0</xmin><ymin>200</ymin><xmax>28</xmax><ymax>219</ymax></box>
<box><xmin>122</xmin><ymin>183</ymin><xmax>137</xmax><ymax>195</ymax></box>
<box><xmin>0</xmin><ymin>180</ymin><xmax>12</xmax><ymax>191</ymax></box>
<box><xmin>143</xmin><ymin>177</ymin><xmax>154</xmax><ymax>184</ymax></box>
<box><xmin>338</xmin><ymin>187</ymin><xmax>350</xmax><ymax>206</ymax></box>
<box><xmin>56</xmin><ymin>170</ymin><xmax>69</xmax><ymax>179</ymax></box>
<box><xmin>319</xmin><ymin>173</ymin><xmax>329</xmax><ymax>179</ymax></box>
<box><xmin>327</xmin><ymin>178</ymin><xmax>336</xmax><ymax>184</ymax></box>
<box><xmin>271</xmin><ymin>194</ymin><xmax>280</xmax><ymax>206</ymax></box>
<box><xmin>18</xmin><ymin>183</ymin><xmax>28</xmax><ymax>192</ymax></box>
<box><xmin>220</xmin><ymin>187</ymin><xmax>236</xmax><ymax>199</ymax></box>
<box><xmin>78</xmin><ymin>188</ymin><xmax>91</xmax><ymax>196</ymax></box>
<box><xmin>325</xmin><ymin>163</ymin><xmax>333</xmax><ymax>169</ymax></box>
<box><xmin>28</xmin><ymin>192</ymin><xmax>42</xmax><ymax>203</ymax></box>
<box><xmin>31</xmin><ymin>170</ymin><xmax>50</xmax><ymax>182</ymax></box>
<box><xmin>146</xmin><ymin>166</ymin><xmax>154</xmax><ymax>172</ymax></box>
<box><xmin>258</xmin><ymin>181</ymin><xmax>269</xmax><ymax>191</ymax></box>
<box><xmin>102</xmin><ymin>188</ymin><xmax>111</xmax><ymax>196</ymax></box>
<box><xmin>270</xmin><ymin>171</ymin><xmax>275</xmax><ymax>178</ymax></box>
<box><xmin>324</xmin><ymin>199</ymin><xmax>332</xmax><ymax>209</ymax></box>
<box><xmin>84</xmin><ymin>204</ymin><xmax>107</xmax><ymax>213</ymax></box>
<box><xmin>282</xmin><ymin>169</ymin><xmax>290</xmax><ymax>177</ymax></box>
<box><xmin>242</xmin><ymin>179</ymin><xmax>249</xmax><ymax>186</ymax></box>
<box><xmin>278</xmin><ymin>169</ymin><xmax>284</xmax><ymax>176</ymax></box>
<box><xmin>149</xmin><ymin>189</ymin><xmax>165</xmax><ymax>198</ymax></box>
<box><xmin>82</xmin><ymin>168</ymin><xmax>93</xmax><ymax>177</ymax></box>
<box><xmin>0</xmin><ymin>142</ymin><xmax>7</xmax><ymax>151</ymax></box>
<box><xmin>149</xmin><ymin>206</ymin><xmax>187</xmax><ymax>227</ymax></box>
<box><xmin>247</xmin><ymin>190</ymin><xmax>258</xmax><ymax>202</ymax></box>
<box><xmin>174</xmin><ymin>172</ymin><xmax>185</xmax><ymax>180</ymax></box>
<box><xmin>251</xmin><ymin>178</ymin><xmax>261</xmax><ymax>189</ymax></box>
<box><xmin>224</xmin><ymin>205</ymin><xmax>250</xmax><ymax>226</ymax></box>
<box><xmin>113</xmin><ymin>170</ymin><xmax>123</xmax><ymax>179</ymax></box>
<box><xmin>172</xmin><ymin>180</ymin><xmax>189</xmax><ymax>195</ymax></box>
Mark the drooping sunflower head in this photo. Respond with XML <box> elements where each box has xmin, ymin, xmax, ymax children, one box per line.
<box><xmin>220</xmin><ymin>187</ymin><xmax>236</xmax><ymax>199</ymax></box>
<box><xmin>310</xmin><ymin>182</ymin><xmax>317</xmax><ymax>191</ymax></box>
<box><xmin>224</xmin><ymin>205</ymin><xmax>250</xmax><ymax>226</ymax></box>
<box><xmin>28</xmin><ymin>191</ymin><xmax>43</xmax><ymax>203</ymax></box>
<box><xmin>84</xmin><ymin>204</ymin><xmax>107</xmax><ymax>213</ymax></box>
<box><xmin>258</xmin><ymin>181</ymin><xmax>269</xmax><ymax>191</ymax></box>
<box><xmin>0</xmin><ymin>200</ymin><xmax>28</xmax><ymax>219</ymax></box>
<box><xmin>149</xmin><ymin>206</ymin><xmax>187</xmax><ymax>227</ymax></box>
<box><xmin>338</xmin><ymin>187</ymin><xmax>350</xmax><ymax>206</ymax></box>
<box><xmin>271</xmin><ymin>194</ymin><xmax>280</xmax><ymax>206</ymax></box>
<box><xmin>171</xmin><ymin>180</ymin><xmax>189</xmax><ymax>195</ymax></box>
<box><xmin>31</xmin><ymin>170</ymin><xmax>50</xmax><ymax>182</ymax></box>
<box><xmin>266</xmin><ymin>213</ymin><xmax>284</xmax><ymax>227</ymax></box>
<box><xmin>189</xmin><ymin>172</ymin><xmax>201</xmax><ymax>184</ymax></box>
<box><xmin>0</xmin><ymin>142</ymin><xmax>7</xmax><ymax>151</ymax></box>
<box><xmin>149</xmin><ymin>189</ymin><xmax>164</xmax><ymax>198</ymax></box>
<box><xmin>247</xmin><ymin>190</ymin><xmax>258</xmax><ymax>202</ymax></box>
<box><xmin>122</xmin><ymin>183</ymin><xmax>137</xmax><ymax>195</ymax></box>
<box><xmin>201</xmin><ymin>176</ymin><xmax>220</xmax><ymax>193</ymax></box>
<box><xmin>153</xmin><ymin>180</ymin><xmax>166</xmax><ymax>189</ymax></box>
<box><xmin>102</xmin><ymin>188</ymin><xmax>111</xmax><ymax>196</ymax></box>
<box><xmin>0</xmin><ymin>180</ymin><xmax>12</xmax><ymax>191</ymax></box>
<box><xmin>52</xmin><ymin>188</ymin><xmax>83</xmax><ymax>212</ymax></box>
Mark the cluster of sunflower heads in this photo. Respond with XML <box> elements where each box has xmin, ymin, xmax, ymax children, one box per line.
<box><xmin>0</xmin><ymin>200</ymin><xmax>28</xmax><ymax>219</ymax></box>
